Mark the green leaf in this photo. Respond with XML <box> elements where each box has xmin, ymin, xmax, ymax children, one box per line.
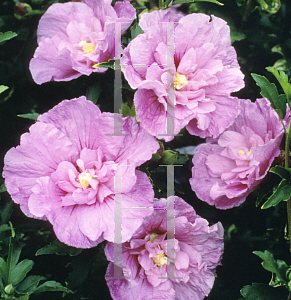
<box><xmin>66</xmin><ymin>255</ymin><xmax>93</xmax><ymax>290</ymax></box>
<box><xmin>164</xmin><ymin>0</ymin><xmax>172</xmax><ymax>7</ymax></box>
<box><xmin>16</xmin><ymin>275</ymin><xmax>46</xmax><ymax>295</ymax></box>
<box><xmin>0</xmin><ymin>224</ymin><xmax>11</xmax><ymax>233</ymax></box>
<box><xmin>35</xmin><ymin>240</ymin><xmax>82</xmax><ymax>256</ymax></box>
<box><xmin>86</xmin><ymin>82</ymin><xmax>102</xmax><ymax>105</ymax></box>
<box><xmin>269</xmin><ymin>166</ymin><xmax>291</xmax><ymax>181</ymax></box>
<box><xmin>17</xmin><ymin>295</ymin><xmax>30</xmax><ymax>300</ymax></box>
<box><xmin>261</xmin><ymin>179</ymin><xmax>291</xmax><ymax>209</ymax></box>
<box><xmin>240</xmin><ymin>283</ymin><xmax>285</xmax><ymax>299</ymax></box>
<box><xmin>172</xmin><ymin>0</ymin><xmax>223</xmax><ymax>5</ymax></box>
<box><xmin>254</xmin><ymin>172</ymin><xmax>282</xmax><ymax>207</ymax></box>
<box><xmin>253</xmin><ymin>250</ymin><xmax>288</xmax><ymax>284</ymax></box>
<box><xmin>251</xmin><ymin>73</ymin><xmax>287</xmax><ymax>119</ymax></box>
<box><xmin>92</xmin><ymin>59</ymin><xmax>115</xmax><ymax>69</ymax></box>
<box><xmin>9</xmin><ymin>259</ymin><xmax>34</xmax><ymax>286</ymax></box>
<box><xmin>0</xmin><ymin>86</ymin><xmax>9</xmax><ymax>94</ymax></box>
<box><xmin>0</xmin><ymin>257</ymin><xmax>8</xmax><ymax>283</ymax></box>
<box><xmin>266</xmin><ymin>67</ymin><xmax>291</xmax><ymax>101</ymax></box>
<box><xmin>193</xmin><ymin>0</ymin><xmax>224</xmax><ymax>4</ymax></box>
<box><xmin>0</xmin><ymin>184</ymin><xmax>6</xmax><ymax>193</ymax></box>
<box><xmin>0</xmin><ymin>31</ymin><xmax>17</xmax><ymax>44</ymax></box>
<box><xmin>175</xmin><ymin>154</ymin><xmax>189</xmax><ymax>165</ymax></box>
<box><xmin>33</xmin><ymin>281</ymin><xmax>72</xmax><ymax>295</ymax></box>
<box><xmin>7</xmin><ymin>237</ymin><xmax>22</xmax><ymax>272</ymax></box>
<box><xmin>121</xmin><ymin>102</ymin><xmax>136</xmax><ymax>118</ymax></box>
<box><xmin>17</xmin><ymin>113</ymin><xmax>39</xmax><ymax>121</ymax></box>
<box><xmin>0</xmin><ymin>201</ymin><xmax>13</xmax><ymax>225</ymax></box>
<box><xmin>131</xmin><ymin>25</ymin><xmax>143</xmax><ymax>40</ymax></box>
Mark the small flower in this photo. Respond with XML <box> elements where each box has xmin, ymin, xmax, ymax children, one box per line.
<box><xmin>29</xmin><ymin>0</ymin><xmax>136</xmax><ymax>84</ymax></box>
<box><xmin>190</xmin><ymin>98</ymin><xmax>288</xmax><ymax>209</ymax></box>
<box><xmin>105</xmin><ymin>196</ymin><xmax>224</xmax><ymax>300</ymax></box>
<box><xmin>3</xmin><ymin>97</ymin><xmax>160</xmax><ymax>248</ymax></box>
<box><xmin>121</xmin><ymin>10</ymin><xmax>244</xmax><ymax>141</ymax></box>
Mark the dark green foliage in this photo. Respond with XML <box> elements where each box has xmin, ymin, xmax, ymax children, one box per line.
<box><xmin>240</xmin><ymin>283</ymin><xmax>287</xmax><ymax>299</ymax></box>
<box><xmin>253</xmin><ymin>250</ymin><xmax>288</xmax><ymax>285</ymax></box>
<box><xmin>35</xmin><ymin>240</ymin><xmax>82</xmax><ymax>257</ymax></box>
<box><xmin>0</xmin><ymin>224</ymin><xmax>71</xmax><ymax>299</ymax></box>
<box><xmin>17</xmin><ymin>113</ymin><xmax>39</xmax><ymax>121</ymax></box>
<box><xmin>251</xmin><ymin>73</ymin><xmax>286</xmax><ymax>119</ymax></box>
<box><xmin>0</xmin><ymin>0</ymin><xmax>291</xmax><ymax>299</ymax></box>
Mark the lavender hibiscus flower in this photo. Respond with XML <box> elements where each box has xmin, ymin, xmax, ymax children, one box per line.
<box><xmin>105</xmin><ymin>196</ymin><xmax>224</xmax><ymax>300</ymax></box>
<box><xmin>3</xmin><ymin>97</ymin><xmax>159</xmax><ymax>248</ymax></box>
<box><xmin>190</xmin><ymin>98</ymin><xmax>288</xmax><ymax>209</ymax></box>
<box><xmin>121</xmin><ymin>10</ymin><xmax>244</xmax><ymax>141</ymax></box>
<box><xmin>29</xmin><ymin>0</ymin><xmax>135</xmax><ymax>84</ymax></box>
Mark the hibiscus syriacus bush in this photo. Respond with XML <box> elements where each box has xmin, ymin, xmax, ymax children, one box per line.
<box><xmin>3</xmin><ymin>0</ymin><xmax>291</xmax><ymax>299</ymax></box>
<box><xmin>105</xmin><ymin>196</ymin><xmax>224</xmax><ymax>300</ymax></box>
<box><xmin>190</xmin><ymin>98</ymin><xmax>289</xmax><ymax>209</ymax></box>
<box><xmin>29</xmin><ymin>0</ymin><xmax>136</xmax><ymax>84</ymax></box>
<box><xmin>3</xmin><ymin>96</ymin><xmax>160</xmax><ymax>248</ymax></box>
<box><xmin>121</xmin><ymin>9</ymin><xmax>244</xmax><ymax>141</ymax></box>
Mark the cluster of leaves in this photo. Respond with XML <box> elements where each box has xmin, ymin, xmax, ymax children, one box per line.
<box><xmin>240</xmin><ymin>250</ymin><xmax>290</xmax><ymax>299</ymax></box>
<box><xmin>0</xmin><ymin>199</ymin><xmax>71</xmax><ymax>300</ymax></box>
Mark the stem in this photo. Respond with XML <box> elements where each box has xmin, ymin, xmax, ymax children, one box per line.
<box><xmin>159</xmin><ymin>0</ymin><xmax>164</xmax><ymax>9</ymax></box>
<box><xmin>285</xmin><ymin>125</ymin><xmax>291</xmax><ymax>252</ymax></box>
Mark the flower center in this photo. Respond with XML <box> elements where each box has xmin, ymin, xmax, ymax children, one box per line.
<box><xmin>174</xmin><ymin>73</ymin><xmax>188</xmax><ymax>90</ymax></box>
<box><xmin>78</xmin><ymin>172</ymin><xmax>93</xmax><ymax>189</ymax></box>
<box><xmin>238</xmin><ymin>149</ymin><xmax>252</xmax><ymax>162</ymax></box>
<box><xmin>79</xmin><ymin>41</ymin><xmax>94</xmax><ymax>54</ymax></box>
<box><xmin>238</xmin><ymin>150</ymin><xmax>251</xmax><ymax>156</ymax></box>
<box><xmin>152</xmin><ymin>253</ymin><xmax>167</xmax><ymax>267</ymax></box>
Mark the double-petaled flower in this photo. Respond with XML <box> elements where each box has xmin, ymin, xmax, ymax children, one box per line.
<box><xmin>121</xmin><ymin>9</ymin><xmax>244</xmax><ymax>141</ymax></box>
<box><xmin>29</xmin><ymin>0</ymin><xmax>136</xmax><ymax>84</ymax></box>
<box><xmin>190</xmin><ymin>98</ymin><xmax>288</xmax><ymax>209</ymax></box>
<box><xmin>3</xmin><ymin>97</ymin><xmax>160</xmax><ymax>248</ymax></box>
<box><xmin>105</xmin><ymin>196</ymin><xmax>224</xmax><ymax>299</ymax></box>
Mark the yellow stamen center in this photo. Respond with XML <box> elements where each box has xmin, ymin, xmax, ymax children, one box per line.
<box><xmin>238</xmin><ymin>150</ymin><xmax>252</xmax><ymax>157</ymax></box>
<box><xmin>78</xmin><ymin>173</ymin><xmax>93</xmax><ymax>188</ymax></box>
<box><xmin>238</xmin><ymin>149</ymin><xmax>252</xmax><ymax>162</ymax></box>
<box><xmin>79</xmin><ymin>41</ymin><xmax>94</xmax><ymax>54</ymax></box>
<box><xmin>174</xmin><ymin>73</ymin><xmax>188</xmax><ymax>90</ymax></box>
<box><xmin>152</xmin><ymin>253</ymin><xmax>167</xmax><ymax>267</ymax></box>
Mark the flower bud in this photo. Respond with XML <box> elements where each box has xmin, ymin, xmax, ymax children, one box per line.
<box><xmin>4</xmin><ymin>284</ymin><xmax>14</xmax><ymax>295</ymax></box>
<box><xmin>160</xmin><ymin>150</ymin><xmax>178</xmax><ymax>165</ymax></box>
<box><xmin>14</xmin><ymin>3</ymin><xmax>32</xmax><ymax>19</ymax></box>
<box><xmin>151</xmin><ymin>142</ymin><xmax>164</xmax><ymax>163</ymax></box>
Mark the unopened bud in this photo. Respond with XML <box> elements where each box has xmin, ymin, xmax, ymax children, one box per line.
<box><xmin>4</xmin><ymin>283</ymin><xmax>14</xmax><ymax>295</ymax></box>
<box><xmin>160</xmin><ymin>150</ymin><xmax>178</xmax><ymax>165</ymax></box>
<box><xmin>151</xmin><ymin>142</ymin><xmax>164</xmax><ymax>163</ymax></box>
<box><xmin>14</xmin><ymin>3</ymin><xmax>32</xmax><ymax>19</ymax></box>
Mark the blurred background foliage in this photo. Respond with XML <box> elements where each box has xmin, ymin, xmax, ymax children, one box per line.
<box><xmin>0</xmin><ymin>0</ymin><xmax>291</xmax><ymax>299</ymax></box>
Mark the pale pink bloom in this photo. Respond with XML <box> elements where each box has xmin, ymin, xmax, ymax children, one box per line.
<box><xmin>121</xmin><ymin>10</ymin><xmax>244</xmax><ymax>141</ymax></box>
<box><xmin>29</xmin><ymin>0</ymin><xmax>135</xmax><ymax>84</ymax></box>
<box><xmin>3</xmin><ymin>97</ymin><xmax>159</xmax><ymax>248</ymax></box>
<box><xmin>105</xmin><ymin>196</ymin><xmax>224</xmax><ymax>300</ymax></box>
<box><xmin>190</xmin><ymin>98</ymin><xmax>288</xmax><ymax>209</ymax></box>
